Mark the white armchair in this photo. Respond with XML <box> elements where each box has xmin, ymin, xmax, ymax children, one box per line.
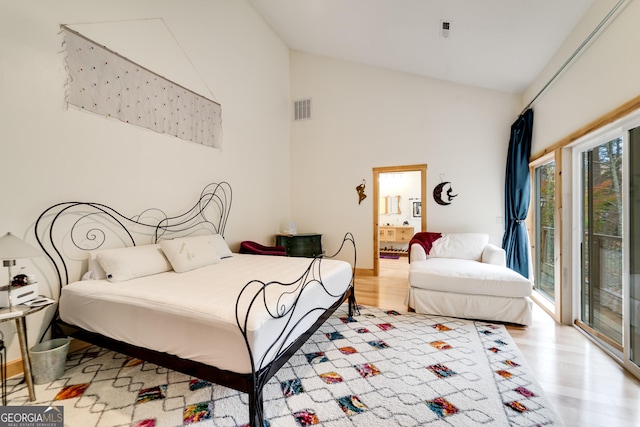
<box><xmin>407</xmin><ymin>233</ymin><xmax>533</xmax><ymax>325</ymax></box>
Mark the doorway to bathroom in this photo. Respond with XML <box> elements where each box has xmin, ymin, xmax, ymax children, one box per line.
<box><xmin>372</xmin><ymin>164</ymin><xmax>427</xmax><ymax>276</ymax></box>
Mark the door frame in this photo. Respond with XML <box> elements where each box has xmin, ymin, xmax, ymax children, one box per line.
<box><xmin>372</xmin><ymin>164</ymin><xmax>427</xmax><ymax>276</ymax></box>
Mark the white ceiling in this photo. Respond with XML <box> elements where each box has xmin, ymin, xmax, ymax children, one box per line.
<box><xmin>247</xmin><ymin>0</ymin><xmax>595</xmax><ymax>94</ymax></box>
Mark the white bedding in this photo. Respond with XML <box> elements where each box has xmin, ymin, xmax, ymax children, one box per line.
<box><xmin>60</xmin><ymin>254</ymin><xmax>352</xmax><ymax>374</ymax></box>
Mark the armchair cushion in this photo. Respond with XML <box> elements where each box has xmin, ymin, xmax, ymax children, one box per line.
<box><xmin>429</xmin><ymin>233</ymin><xmax>489</xmax><ymax>261</ymax></box>
<box><xmin>409</xmin><ymin>258</ymin><xmax>532</xmax><ymax>298</ymax></box>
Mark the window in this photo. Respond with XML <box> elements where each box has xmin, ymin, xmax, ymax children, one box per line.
<box><xmin>534</xmin><ymin>159</ymin><xmax>556</xmax><ymax>303</ymax></box>
<box><xmin>530</xmin><ymin>153</ymin><xmax>561</xmax><ymax>319</ymax></box>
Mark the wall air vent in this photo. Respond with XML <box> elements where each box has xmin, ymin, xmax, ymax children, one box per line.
<box><xmin>294</xmin><ymin>98</ymin><xmax>312</xmax><ymax>121</ymax></box>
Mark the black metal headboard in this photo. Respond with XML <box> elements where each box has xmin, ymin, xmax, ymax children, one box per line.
<box><xmin>34</xmin><ymin>182</ymin><xmax>232</xmax><ymax>296</ymax></box>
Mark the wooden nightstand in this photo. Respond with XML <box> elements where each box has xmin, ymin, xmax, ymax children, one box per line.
<box><xmin>275</xmin><ymin>233</ymin><xmax>323</xmax><ymax>257</ymax></box>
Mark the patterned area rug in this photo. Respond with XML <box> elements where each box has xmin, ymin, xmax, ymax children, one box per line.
<box><xmin>6</xmin><ymin>305</ymin><xmax>562</xmax><ymax>426</ymax></box>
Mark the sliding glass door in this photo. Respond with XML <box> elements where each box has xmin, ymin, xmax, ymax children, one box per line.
<box><xmin>630</xmin><ymin>127</ymin><xmax>640</xmax><ymax>367</ymax></box>
<box><xmin>579</xmin><ymin>137</ymin><xmax>623</xmax><ymax>348</ymax></box>
<box><xmin>568</xmin><ymin>113</ymin><xmax>640</xmax><ymax>379</ymax></box>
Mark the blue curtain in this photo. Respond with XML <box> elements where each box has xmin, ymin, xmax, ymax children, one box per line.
<box><xmin>502</xmin><ymin>109</ymin><xmax>534</xmax><ymax>277</ymax></box>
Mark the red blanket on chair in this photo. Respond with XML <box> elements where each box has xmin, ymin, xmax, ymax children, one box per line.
<box><xmin>407</xmin><ymin>232</ymin><xmax>442</xmax><ymax>261</ymax></box>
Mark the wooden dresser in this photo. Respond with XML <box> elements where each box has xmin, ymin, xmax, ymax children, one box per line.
<box><xmin>379</xmin><ymin>226</ymin><xmax>414</xmax><ymax>243</ymax></box>
<box><xmin>276</xmin><ymin>233</ymin><xmax>323</xmax><ymax>257</ymax></box>
<box><xmin>379</xmin><ymin>226</ymin><xmax>414</xmax><ymax>257</ymax></box>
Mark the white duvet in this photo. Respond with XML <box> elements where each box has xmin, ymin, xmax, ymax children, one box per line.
<box><xmin>60</xmin><ymin>254</ymin><xmax>352</xmax><ymax>374</ymax></box>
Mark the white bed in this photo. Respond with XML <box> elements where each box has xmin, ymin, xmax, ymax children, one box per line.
<box><xmin>60</xmin><ymin>253</ymin><xmax>353</xmax><ymax>374</ymax></box>
<box><xmin>34</xmin><ymin>182</ymin><xmax>357</xmax><ymax>427</ymax></box>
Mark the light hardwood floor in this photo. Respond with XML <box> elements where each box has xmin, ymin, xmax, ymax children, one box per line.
<box><xmin>355</xmin><ymin>258</ymin><xmax>640</xmax><ymax>427</ymax></box>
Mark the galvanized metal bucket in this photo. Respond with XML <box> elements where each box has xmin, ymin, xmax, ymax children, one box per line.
<box><xmin>29</xmin><ymin>338</ymin><xmax>70</xmax><ymax>384</ymax></box>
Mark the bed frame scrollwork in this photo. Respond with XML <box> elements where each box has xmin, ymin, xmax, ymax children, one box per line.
<box><xmin>33</xmin><ymin>182</ymin><xmax>357</xmax><ymax>427</ymax></box>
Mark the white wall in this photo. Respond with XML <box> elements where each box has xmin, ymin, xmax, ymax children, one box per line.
<box><xmin>290</xmin><ymin>51</ymin><xmax>520</xmax><ymax>269</ymax></box>
<box><xmin>526</xmin><ymin>0</ymin><xmax>640</xmax><ymax>152</ymax></box>
<box><xmin>0</xmin><ymin>0</ymin><xmax>290</xmax><ymax>360</ymax></box>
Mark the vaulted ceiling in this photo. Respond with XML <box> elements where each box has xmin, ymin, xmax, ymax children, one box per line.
<box><xmin>247</xmin><ymin>0</ymin><xmax>595</xmax><ymax>93</ymax></box>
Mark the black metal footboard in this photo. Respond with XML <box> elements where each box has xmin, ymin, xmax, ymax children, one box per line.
<box><xmin>236</xmin><ymin>232</ymin><xmax>357</xmax><ymax>427</ymax></box>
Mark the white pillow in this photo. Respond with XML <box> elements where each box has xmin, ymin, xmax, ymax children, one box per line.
<box><xmin>160</xmin><ymin>235</ymin><xmax>221</xmax><ymax>273</ymax></box>
<box><xmin>96</xmin><ymin>244</ymin><xmax>172</xmax><ymax>282</ymax></box>
<box><xmin>429</xmin><ymin>233</ymin><xmax>489</xmax><ymax>261</ymax></box>
<box><xmin>210</xmin><ymin>234</ymin><xmax>233</xmax><ymax>258</ymax></box>
<box><xmin>86</xmin><ymin>250</ymin><xmax>107</xmax><ymax>280</ymax></box>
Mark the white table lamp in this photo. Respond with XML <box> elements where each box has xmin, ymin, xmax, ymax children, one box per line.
<box><xmin>0</xmin><ymin>232</ymin><xmax>42</xmax><ymax>315</ymax></box>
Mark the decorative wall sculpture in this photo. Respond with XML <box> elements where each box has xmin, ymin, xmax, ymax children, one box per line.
<box><xmin>433</xmin><ymin>175</ymin><xmax>458</xmax><ymax>206</ymax></box>
<box><xmin>62</xmin><ymin>25</ymin><xmax>222</xmax><ymax>149</ymax></box>
<box><xmin>356</xmin><ymin>180</ymin><xmax>367</xmax><ymax>204</ymax></box>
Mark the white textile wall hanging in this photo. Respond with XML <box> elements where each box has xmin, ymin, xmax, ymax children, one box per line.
<box><xmin>61</xmin><ymin>25</ymin><xmax>222</xmax><ymax>149</ymax></box>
